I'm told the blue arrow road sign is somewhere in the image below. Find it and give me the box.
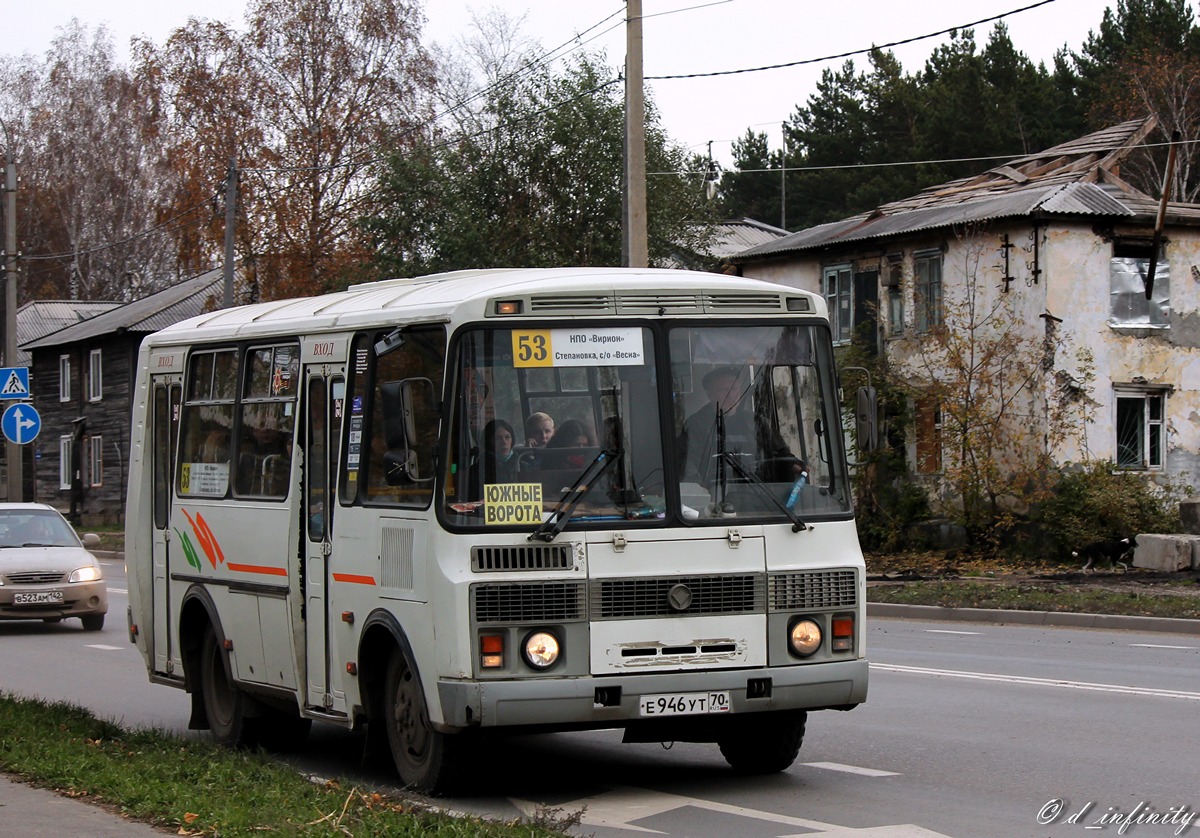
[2,403,41,445]
[0,367,31,400]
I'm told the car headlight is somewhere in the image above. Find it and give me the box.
[522,630,561,670]
[69,565,103,583]
[788,618,822,657]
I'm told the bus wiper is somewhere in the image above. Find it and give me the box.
[528,449,621,543]
[719,451,808,533]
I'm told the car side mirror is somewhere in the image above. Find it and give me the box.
[82,532,102,549]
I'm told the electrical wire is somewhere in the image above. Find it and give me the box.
[646,0,1062,80]
[20,196,218,263]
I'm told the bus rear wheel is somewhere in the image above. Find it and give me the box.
[383,648,468,795]
[718,710,807,774]
[200,626,253,747]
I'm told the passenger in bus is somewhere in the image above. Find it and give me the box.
[524,412,555,448]
[468,419,519,497]
[463,368,493,444]
[545,418,595,469]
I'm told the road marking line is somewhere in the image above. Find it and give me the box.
[803,762,899,777]
[874,662,1200,701]
[1129,643,1196,650]
[85,644,123,651]
[923,629,981,635]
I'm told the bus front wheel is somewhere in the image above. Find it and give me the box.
[718,710,807,774]
[383,648,468,795]
[200,625,253,747]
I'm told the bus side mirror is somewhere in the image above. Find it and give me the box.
[379,378,436,483]
[855,386,878,453]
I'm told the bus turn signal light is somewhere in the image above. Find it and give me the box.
[831,616,854,651]
[480,634,504,668]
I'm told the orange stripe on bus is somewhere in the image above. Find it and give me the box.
[226,563,288,577]
[332,573,377,586]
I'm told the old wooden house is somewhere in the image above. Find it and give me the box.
[21,268,228,522]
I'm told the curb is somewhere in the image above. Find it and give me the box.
[867,602,1200,635]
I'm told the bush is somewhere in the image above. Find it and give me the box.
[1033,463,1186,561]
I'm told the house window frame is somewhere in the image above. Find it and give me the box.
[915,397,943,475]
[1109,244,1169,330]
[59,435,72,491]
[885,255,905,337]
[822,263,853,345]
[1114,387,1166,471]
[88,348,103,402]
[914,249,944,333]
[59,355,71,402]
[88,435,104,487]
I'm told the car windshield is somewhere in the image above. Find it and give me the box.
[669,324,851,522]
[0,510,81,547]
[443,326,665,530]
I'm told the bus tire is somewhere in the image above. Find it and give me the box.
[200,625,253,747]
[718,710,807,774]
[383,647,467,795]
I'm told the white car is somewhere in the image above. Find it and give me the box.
[0,503,108,631]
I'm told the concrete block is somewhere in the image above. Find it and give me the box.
[1180,498,1200,534]
[1132,533,1198,572]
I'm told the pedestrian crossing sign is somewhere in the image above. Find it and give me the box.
[0,367,30,400]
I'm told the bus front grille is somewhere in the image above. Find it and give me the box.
[768,569,858,611]
[472,543,574,572]
[589,574,765,620]
[471,581,586,623]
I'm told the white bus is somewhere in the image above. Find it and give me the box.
[125,267,872,794]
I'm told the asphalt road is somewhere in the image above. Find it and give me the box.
[2,558,1198,838]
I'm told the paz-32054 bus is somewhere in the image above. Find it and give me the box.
[125,267,872,794]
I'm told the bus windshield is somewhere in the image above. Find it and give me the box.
[669,324,851,522]
[443,326,667,528]
[442,321,850,529]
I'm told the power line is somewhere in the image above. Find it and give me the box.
[649,137,1200,177]
[21,196,217,262]
[646,0,1062,80]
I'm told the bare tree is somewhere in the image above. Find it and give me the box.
[3,22,177,301]
[138,0,435,300]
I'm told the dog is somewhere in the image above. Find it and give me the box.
[1072,536,1136,572]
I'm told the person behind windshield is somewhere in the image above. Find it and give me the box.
[524,412,555,448]
[680,367,801,487]
[469,419,519,497]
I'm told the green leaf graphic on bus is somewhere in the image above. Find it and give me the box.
[174,528,202,571]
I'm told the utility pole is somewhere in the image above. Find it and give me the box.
[624,0,648,268]
[780,126,787,231]
[2,119,22,502]
[223,158,237,308]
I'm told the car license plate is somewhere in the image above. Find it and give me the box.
[13,591,64,606]
[638,691,731,717]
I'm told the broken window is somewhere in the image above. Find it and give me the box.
[1115,390,1165,470]
[1109,242,1169,328]
[914,251,943,332]
[914,397,942,474]
[823,263,853,344]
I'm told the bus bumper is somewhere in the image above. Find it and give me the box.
[435,658,868,730]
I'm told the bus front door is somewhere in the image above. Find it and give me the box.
[303,371,345,712]
[150,372,181,675]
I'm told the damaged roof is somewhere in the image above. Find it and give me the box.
[21,266,232,351]
[733,118,1200,262]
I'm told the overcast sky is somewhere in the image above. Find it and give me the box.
[9,0,1117,166]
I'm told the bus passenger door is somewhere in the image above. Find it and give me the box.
[303,371,344,712]
[150,374,181,675]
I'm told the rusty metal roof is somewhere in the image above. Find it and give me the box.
[732,118,1192,262]
[21,267,231,351]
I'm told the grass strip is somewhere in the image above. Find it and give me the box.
[868,581,1200,620]
[0,693,568,837]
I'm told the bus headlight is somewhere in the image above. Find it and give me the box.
[788,618,822,657]
[522,630,561,670]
